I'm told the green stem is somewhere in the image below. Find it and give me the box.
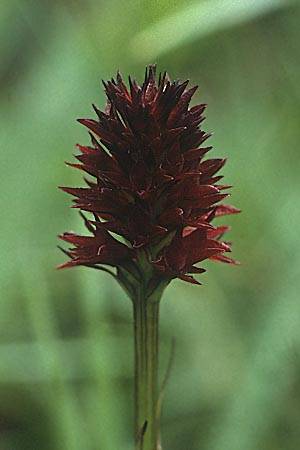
[133,291,161,450]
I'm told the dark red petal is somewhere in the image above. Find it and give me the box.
[159,208,184,227]
[184,146,212,161]
[199,158,226,176]
[164,238,187,272]
[208,225,230,239]
[189,266,206,274]
[215,204,241,217]
[59,186,93,199]
[178,274,202,285]
[59,232,94,245]
[210,254,240,264]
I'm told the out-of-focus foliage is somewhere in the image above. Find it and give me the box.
[1,1,300,449]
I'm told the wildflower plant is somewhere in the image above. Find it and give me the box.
[58,65,239,450]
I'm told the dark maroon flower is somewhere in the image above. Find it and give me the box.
[58,65,239,288]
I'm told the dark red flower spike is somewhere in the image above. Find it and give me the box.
[58,65,240,291]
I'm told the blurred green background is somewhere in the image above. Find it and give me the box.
[1,0,300,449]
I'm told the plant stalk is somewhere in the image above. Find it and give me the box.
[133,290,161,450]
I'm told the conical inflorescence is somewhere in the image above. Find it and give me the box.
[58,65,239,289]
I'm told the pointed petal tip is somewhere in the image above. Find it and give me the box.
[179,274,202,285]
[92,103,100,114]
[116,70,122,81]
[77,118,96,128]
[58,186,75,194]
[57,244,72,257]
[210,254,240,265]
[215,204,241,216]
[148,63,157,75]
[56,261,73,270]
[57,232,69,241]
[77,118,92,129]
